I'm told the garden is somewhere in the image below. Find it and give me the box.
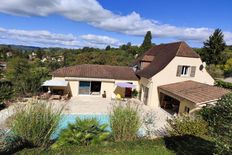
[1,93,231,155]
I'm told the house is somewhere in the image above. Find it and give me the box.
[43,64,139,98]
[43,41,230,114]
[133,41,229,114]
[0,61,7,71]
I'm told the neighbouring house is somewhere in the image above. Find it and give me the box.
[6,51,13,57]
[42,41,230,114]
[0,61,7,71]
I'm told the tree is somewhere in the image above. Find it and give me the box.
[6,57,30,96]
[36,49,44,59]
[105,45,111,51]
[139,31,153,54]
[224,58,232,77]
[200,93,232,154]
[24,67,50,95]
[202,29,226,65]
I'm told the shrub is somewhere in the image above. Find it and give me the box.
[132,89,138,98]
[200,93,232,154]
[9,100,62,147]
[0,80,13,109]
[215,79,232,90]
[224,58,232,77]
[142,110,157,138]
[0,129,22,154]
[166,115,208,137]
[110,103,141,141]
[206,64,224,78]
[52,117,110,148]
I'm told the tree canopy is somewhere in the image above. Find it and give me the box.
[202,29,226,65]
[139,31,153,54]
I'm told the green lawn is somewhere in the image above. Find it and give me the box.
[15,136,215,155]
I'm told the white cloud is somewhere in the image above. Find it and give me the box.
[80,34,121,46]
[0,27,121,48]
[0,0,232,44]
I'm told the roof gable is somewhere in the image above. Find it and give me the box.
[135,41,200,78]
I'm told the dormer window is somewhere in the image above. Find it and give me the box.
[177,65,196,77]
[181,66,190,76]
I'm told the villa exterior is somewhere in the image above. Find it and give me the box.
[48,64,140,99]
[43,41,230,114]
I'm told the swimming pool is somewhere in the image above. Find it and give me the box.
[53,114,145,139]
[52,114,111,139]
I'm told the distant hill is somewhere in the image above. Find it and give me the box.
[0,44,41,51]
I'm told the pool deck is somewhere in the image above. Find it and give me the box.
[1,96,172,137]
[56,96,112,114]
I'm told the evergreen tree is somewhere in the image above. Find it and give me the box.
[140,31,153,54]
[105,45,111,51]
[202,29,226,65]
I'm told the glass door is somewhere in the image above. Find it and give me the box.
[79,81,90,95]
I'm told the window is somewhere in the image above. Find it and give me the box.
[184,106,190,113]
[177,66,196,77]
[181,66,190,76]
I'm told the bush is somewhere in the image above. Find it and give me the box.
[110,103,141,141]
[215,79,232,90]
[9,100,62,147]
[0,129,22,154]
[142,110,158,138]
[0,80,13,108]
[52,117,110,148]
[132,89,138,98]
[200,93,232,154]
[224,58,232,77]
[206,64,224,78]
[166,115,208,137]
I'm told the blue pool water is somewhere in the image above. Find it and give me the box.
[53,114,145,139]
[52,114,110,139]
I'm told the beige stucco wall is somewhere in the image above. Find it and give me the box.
[178,100,196,114]
[52,77,139,98]
[68,81,79,96]
[140,57,214,107]
[101,81,115,98]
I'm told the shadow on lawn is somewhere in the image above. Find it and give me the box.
[164,135,215,155]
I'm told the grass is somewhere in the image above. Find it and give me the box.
[15,136,215,155]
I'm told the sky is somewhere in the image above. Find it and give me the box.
[0,0,231,49]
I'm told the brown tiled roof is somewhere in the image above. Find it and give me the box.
[52,64,138,80]
[135,41,200,78]
[159,81,230,104]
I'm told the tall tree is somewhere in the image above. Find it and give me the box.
[140,31,153,54]
[202,29,226,65]
[6,57,30,96]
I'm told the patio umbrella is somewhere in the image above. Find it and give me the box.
[116,82,136,88]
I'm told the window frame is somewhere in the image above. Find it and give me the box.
[181,66,190,76]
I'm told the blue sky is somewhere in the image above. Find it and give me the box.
[0,0,231,48]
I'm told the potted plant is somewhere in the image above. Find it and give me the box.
[102,91,106,98]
